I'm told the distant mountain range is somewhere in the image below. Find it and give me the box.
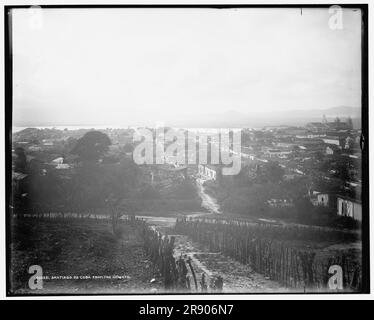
[164,106,362,129]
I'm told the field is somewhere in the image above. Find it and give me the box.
[9,212,363,294]
[9,218,163,294]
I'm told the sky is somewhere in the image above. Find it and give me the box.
[11,7,362,127]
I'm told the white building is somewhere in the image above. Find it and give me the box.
[264,149,292,158]
[52,157,64,165]
[317,193,330,206]
[337,196,362,221]
[56,163,70,170]
[198,164,217,181]
[322,138,341,146]
[310,192,331,207]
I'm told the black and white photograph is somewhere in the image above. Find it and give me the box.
[4,4,369,297]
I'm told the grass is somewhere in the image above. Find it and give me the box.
[9,218,163,295]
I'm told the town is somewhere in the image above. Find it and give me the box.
[133,127,242,175]
[198,115,362,226]
[12,115,362,227]
[10,114,363,294]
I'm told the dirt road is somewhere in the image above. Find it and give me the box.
[138,214,286,293]
[195,177,221,214]
[138,178,287,293]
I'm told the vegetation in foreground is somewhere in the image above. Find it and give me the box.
[175,217,362,291]
[10,218,163,294]
[204,174,360,230]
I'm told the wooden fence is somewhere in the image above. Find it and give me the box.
[141,225,223,292]
[175,217,362,292]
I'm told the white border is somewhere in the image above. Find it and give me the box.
[0,0,372,300]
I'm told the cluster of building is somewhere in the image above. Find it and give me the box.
[197,116,363,221]
[12,118,363,222]
[310,191,362,221]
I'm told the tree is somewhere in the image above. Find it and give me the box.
[123,143,134,153]
[294,197,314,224]
[281,176,311,199]
[69,153,140,234]
[14,147,27,173]
[233,165,251,187]
[71,131,111,162]
[315,151,324,162]
[346,117,353,130]
[334,159,350,181]
[27,166,67,210]
[64,137,78,152]
[259,161,285,183]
